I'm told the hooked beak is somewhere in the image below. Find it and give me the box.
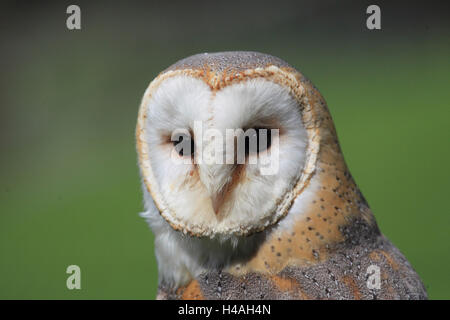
[198,163,234,216]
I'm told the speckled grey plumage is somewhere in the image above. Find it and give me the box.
[164,51,293,74]
[160,217,427,300]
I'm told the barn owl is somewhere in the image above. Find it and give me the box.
[136,51,427,300]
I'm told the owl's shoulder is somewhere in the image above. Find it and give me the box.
[160,232,426,300]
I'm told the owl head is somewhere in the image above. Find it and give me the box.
[136,52,326,239]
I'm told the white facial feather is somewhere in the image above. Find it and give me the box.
[140,174,320,288]
[142,75,308,238]
[139,75,310,288]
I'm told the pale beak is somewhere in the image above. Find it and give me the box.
[198,163,234,216]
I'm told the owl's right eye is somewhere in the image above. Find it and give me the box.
[173,134,195,157]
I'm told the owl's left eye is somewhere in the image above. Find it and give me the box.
[173,133,195,157]
[244,128,272,155]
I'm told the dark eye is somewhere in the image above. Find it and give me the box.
[173,133,195,157]
[244,128,272,155]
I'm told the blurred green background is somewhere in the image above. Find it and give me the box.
[0,0,449,299]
